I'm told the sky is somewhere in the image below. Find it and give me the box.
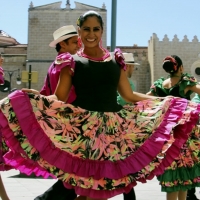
[1,0,200,47]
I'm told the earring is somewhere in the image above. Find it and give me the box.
[78,37,82,48]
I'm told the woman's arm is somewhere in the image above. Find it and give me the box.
[186,84,200,95]
[22,67,72,102]
[117,69,158,103]
[146,91,155,96]
[54,67,72,102]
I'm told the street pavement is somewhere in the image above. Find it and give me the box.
[1,169,200,200]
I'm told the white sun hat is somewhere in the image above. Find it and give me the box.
[49,25,78,47]
[123,53,140,65]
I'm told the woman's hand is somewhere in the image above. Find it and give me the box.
[21,88,40,95]
[21,88,58,101]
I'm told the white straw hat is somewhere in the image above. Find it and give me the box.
[123,53,140,65]
[49,25,78,47]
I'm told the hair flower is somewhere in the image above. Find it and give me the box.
[76,16,81,26]
[163,56,178,72]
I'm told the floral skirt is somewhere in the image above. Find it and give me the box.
[0,90,199,198]
[158,123,200,192]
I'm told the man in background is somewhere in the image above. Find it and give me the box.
[117,52,140,106]
[117,52,140,200]
[40,25,79,103]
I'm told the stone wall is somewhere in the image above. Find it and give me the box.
[27,1,107,91]
[0,46,27,99]
[148,33,200,85]
[1,1,200,99]
[107,46,150,93]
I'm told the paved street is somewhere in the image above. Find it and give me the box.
[1,169,200,200]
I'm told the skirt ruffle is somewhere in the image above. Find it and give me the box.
[0,90,199,198]
[158,124,200,192]
[158,164,200,192]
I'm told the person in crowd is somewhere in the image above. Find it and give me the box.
[0,57,10,200]
[40,25,78,102]
[0,55,4,84]
[0,11,200,200]
[188,92,200,200]
[146,55,200,200]
[36,35,138,200]
[0,176,9,200]
[35,25,79,200]
[117,52,140,106]
[187,188,199,200]
[117,52,140,200]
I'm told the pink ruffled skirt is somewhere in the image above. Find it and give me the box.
[0,91,199,198]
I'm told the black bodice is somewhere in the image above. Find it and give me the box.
[71,54,122,112]
[156,85,190,99]
[153,75,195,100]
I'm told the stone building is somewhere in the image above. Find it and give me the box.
[27,1,107,92]
[0,1,200,99]
[148,33,200,85]
[107,45,149,92]
[0,30,27,98]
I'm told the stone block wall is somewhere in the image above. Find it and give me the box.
[0,46,27,99]
[27,1,107,92]
[148,33,200,85]
[1,2,200,99]
[109,46,150,93]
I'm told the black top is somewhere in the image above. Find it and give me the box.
[72,54,123,112]
[150,73,198,100]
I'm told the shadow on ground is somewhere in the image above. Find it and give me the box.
[8,173,54,179]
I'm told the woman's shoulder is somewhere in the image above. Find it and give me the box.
[150,77,165,90]
[113,48,126,70]
[54,52,75,75]
[153,77,166,87]
[55,52,74,64]
[181,73,197,83]
[178,73,198,98]
[149,77,166,96]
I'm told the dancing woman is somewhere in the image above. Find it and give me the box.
[147,55,200,200]
[0,58,10,200]
[0,11,200,200]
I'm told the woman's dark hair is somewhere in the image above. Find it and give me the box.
[162,55,183,74]
[55,38,70,52]
[77,10,104,29]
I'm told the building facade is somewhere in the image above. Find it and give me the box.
[27,1,107,92]
[148,33,200,85]
[0,30,27,98]
[1,1,200,99]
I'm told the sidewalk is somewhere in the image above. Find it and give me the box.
[1,169,200,200]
